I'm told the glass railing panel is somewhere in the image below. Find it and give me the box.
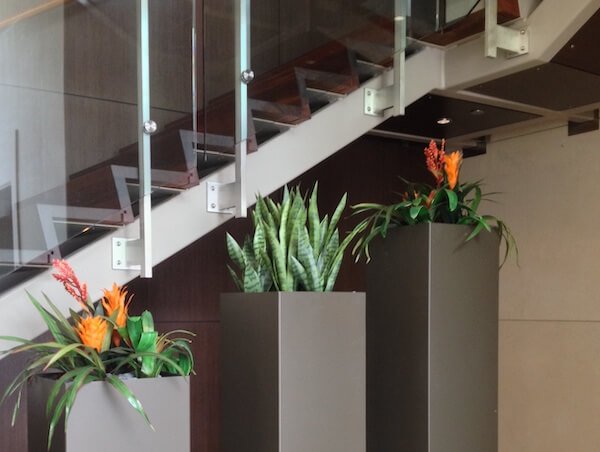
[201,0,256,184]
[201,0,235,172]
[245,0,404,126]
[143,0,199,190]
[0,0,141,291]
[446,0,484,25]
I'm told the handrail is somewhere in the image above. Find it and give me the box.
[0,0,72,30]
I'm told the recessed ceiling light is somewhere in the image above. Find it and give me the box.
[470,108,485,116]
[436,117,452,125]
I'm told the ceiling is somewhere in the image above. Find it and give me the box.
[373,5,600,152]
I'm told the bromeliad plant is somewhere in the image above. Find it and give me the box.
[0,260,194,448]
[351,139,516,263]
[226,183,355,292]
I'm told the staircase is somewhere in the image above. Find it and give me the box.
[0,0,598,348]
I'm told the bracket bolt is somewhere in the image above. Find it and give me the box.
[116,241,121,247]
[520,29,526,35]
[210,203,216,209]
[116,260,122,266]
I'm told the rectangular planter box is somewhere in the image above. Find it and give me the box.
[28,375,190,452]
[367,223,499,452]
[221,292,365,452]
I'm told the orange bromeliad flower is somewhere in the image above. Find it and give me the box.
[444,150,463,190]
[76,316,108,353]
[101,283,132,346]
[51,259,90,314]
[424,139,446,187]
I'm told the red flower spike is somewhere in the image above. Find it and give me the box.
[51,259,91,314]
[424,139,446,187]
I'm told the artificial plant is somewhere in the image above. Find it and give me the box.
[226,183,356,292]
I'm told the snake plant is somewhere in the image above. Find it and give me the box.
[226,183,355,292]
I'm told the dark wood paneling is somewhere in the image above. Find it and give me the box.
[553,8,600,77]
[155,321,219,452]
[0,352,29,451]
[469,62,600,111]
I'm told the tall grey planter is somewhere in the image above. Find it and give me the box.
[28,375,190,452]
[221,292,365,452]
[367,223,499,452]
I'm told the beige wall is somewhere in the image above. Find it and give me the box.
[462,125,600,451]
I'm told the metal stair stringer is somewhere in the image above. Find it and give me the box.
[0,46,444,350]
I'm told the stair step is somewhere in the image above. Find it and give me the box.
[293,41,360,94]
[253,118,291,146]
[116,124,199,190]
[305,87,342,114]
[355,59,388,84]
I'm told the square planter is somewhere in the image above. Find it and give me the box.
[367,223,499,452]
[28,375,190,452]
[221,292,365,452]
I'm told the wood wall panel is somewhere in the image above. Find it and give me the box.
[0,353,29,451]
[154,321,220,452]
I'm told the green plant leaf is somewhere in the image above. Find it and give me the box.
[324,252,344,292]
[289,256,309,290]
[26,292,69,345]
[227,265,243,291]
[253,221,266,261]
[127,317,143,349]
[444,188,459,212]
[243,266,262,293]
[325,192,347,244]
[297,226,320,291]
[409,205,422,220]
[41,294,80,343]
[105,374,152,428]
[226,233,245,270]
[279,190,292,251]
[308,182,321,255]
[43,343,85,371]
[141,311,154,333]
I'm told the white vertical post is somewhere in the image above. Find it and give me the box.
[485,0,499,58]
[364,0,408,117]
[137,0,152,277]
[234,0,250,218]
[393,0,408,116]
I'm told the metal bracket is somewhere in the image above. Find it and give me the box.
[207,181,237,214]
[112,238,142,271]
[485,0,529,58]
[364,85,394,116]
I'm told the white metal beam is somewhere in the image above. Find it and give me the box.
[444,0,600,90]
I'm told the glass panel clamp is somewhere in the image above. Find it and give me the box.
[363,0,407,117]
